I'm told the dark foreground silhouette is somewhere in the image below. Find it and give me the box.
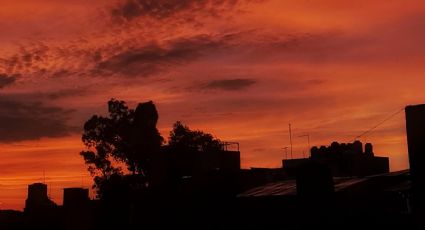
[1,101,425,229]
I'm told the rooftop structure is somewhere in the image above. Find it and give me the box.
[283,141,389,177]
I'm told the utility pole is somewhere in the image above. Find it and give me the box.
[289,123,293,159]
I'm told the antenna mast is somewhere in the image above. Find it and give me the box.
[282,147,289,160]
[289,123,293,159]
[299,133,311,158]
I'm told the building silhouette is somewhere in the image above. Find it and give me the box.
[23,183,58,229]
[8,104,425,228]
[149,141,241,196]
[24,183,56,215]
[282,141,389,177]
[63,188,89,208]
[62,188,93,230]
[405,104,425,214]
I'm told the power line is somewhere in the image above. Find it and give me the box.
[353,107,404,142]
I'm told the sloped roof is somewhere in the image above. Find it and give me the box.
[238,170,410,198]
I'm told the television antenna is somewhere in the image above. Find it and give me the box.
[298,134,311,158]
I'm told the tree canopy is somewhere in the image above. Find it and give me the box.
[80,99,163,194]
[80,99,226,197]
[168,121,222,153]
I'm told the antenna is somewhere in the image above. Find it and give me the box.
[289,123,293,159]
[282,147,289,160]
[298,133,311,158]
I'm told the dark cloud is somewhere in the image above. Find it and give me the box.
[273,78,325,91]
[0,74,18,88]
[96,34,231,77]
[203,79,257,91]
[111,0,241,21]
[0,30,346,85]
[0,95,76,142]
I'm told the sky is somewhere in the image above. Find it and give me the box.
[1,0,425,210]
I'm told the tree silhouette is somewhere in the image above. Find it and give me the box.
[168,121,222,153]
[80,99,163,196]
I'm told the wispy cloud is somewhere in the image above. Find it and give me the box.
[95,34,233,77]
[203,79,257,91]
[110,0,245,22]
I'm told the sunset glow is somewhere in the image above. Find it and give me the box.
[1,0,424,210]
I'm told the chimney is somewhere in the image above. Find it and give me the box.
[365,143,374,157]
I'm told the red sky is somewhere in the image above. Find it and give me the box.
[1,0,425,210]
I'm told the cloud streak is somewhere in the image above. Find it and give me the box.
[95,34,231,77]
[203,79,257,91]
[0,95,76,142]
[111,0,243,21]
